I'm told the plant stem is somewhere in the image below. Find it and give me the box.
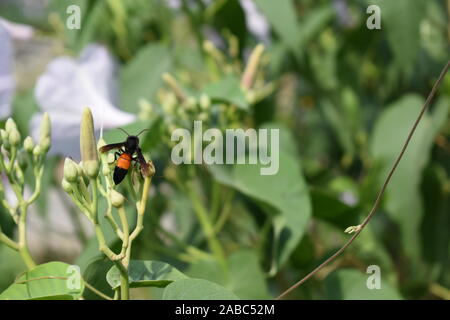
[0,227,19,250]
[18,203,35,269]
[120,272,130,300]
[186,179,227,273]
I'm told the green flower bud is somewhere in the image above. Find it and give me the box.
[17,149,28,170]
[80,108,99,179]
[1,129,10,149]
[33,145,41,157]
[61,179,72,193]
[110,190,125,208]
[40,136,51,153]
[84,160,99,179]
[241,44,265,90]
[63,158,79,183]
[162,73,187,102]
[23,136,35,153]
[199,94,211,110]
[9,129,21,147]
[75,161,84,177]
[5,118,17,133]
[39,113,51,146]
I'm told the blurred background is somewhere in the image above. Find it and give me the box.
[0,0,449,300]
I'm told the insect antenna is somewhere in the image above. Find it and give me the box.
[136,129,149,137]
[118,127,130,136]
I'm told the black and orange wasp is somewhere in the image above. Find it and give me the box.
[99,128,150,185]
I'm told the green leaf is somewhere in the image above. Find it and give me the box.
[106,260,188,289]
[203,75,248,110]
[83,258,114,300]
[0,246,26,293]
[163,279,240,300]
[311,189,358,229]
[255,0,299,51]
[187,249,270,299]
[325,269,403,300]
[0,262,84,300]
[120,43,172,113]
[370,95,449,261]
[374,0,426,75]
[209,123,311,273]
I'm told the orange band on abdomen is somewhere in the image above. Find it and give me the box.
[117,153,132,169]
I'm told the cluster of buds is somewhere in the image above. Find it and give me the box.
[0,114,51,269]
[61,108,155,299]
[140,40,273,146]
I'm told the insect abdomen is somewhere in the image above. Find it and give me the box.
[114,153,132,185]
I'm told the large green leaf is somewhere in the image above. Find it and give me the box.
[255,0,299,51]
[374,0,426,75]
[209,123,311,273]
[0,246,26,293]
[0,262,84,300]
[187,249,270,299]
[106,260,188,289]
[203,75,248,110]
[83,258,114,300]
[370,95,449,261]
[325,269,403,300]
[120,43,172,113]
[163,279,239,300]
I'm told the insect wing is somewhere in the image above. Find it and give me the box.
[136,147,150,177]
[99,142,125,153]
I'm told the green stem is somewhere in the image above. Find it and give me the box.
[186,179,227,273]
[130,176,152,241]
[117,206,130,258]
[0,227,19,251]
[18,203,36,269]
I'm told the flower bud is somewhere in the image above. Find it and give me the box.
[110,190,125,208]
[33,145,41,157]
[61,179,72,193]
[199,94,211,110]
[9,129,21,147]
[84,160,99,179]
[1,129,10,149]
[5,118,17,134]
[241,44,265,90]
[39,113,51,149]
[23,136,35,153]
[80,108,99,179]
[64,158,79,183]
[40,137,51,153]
